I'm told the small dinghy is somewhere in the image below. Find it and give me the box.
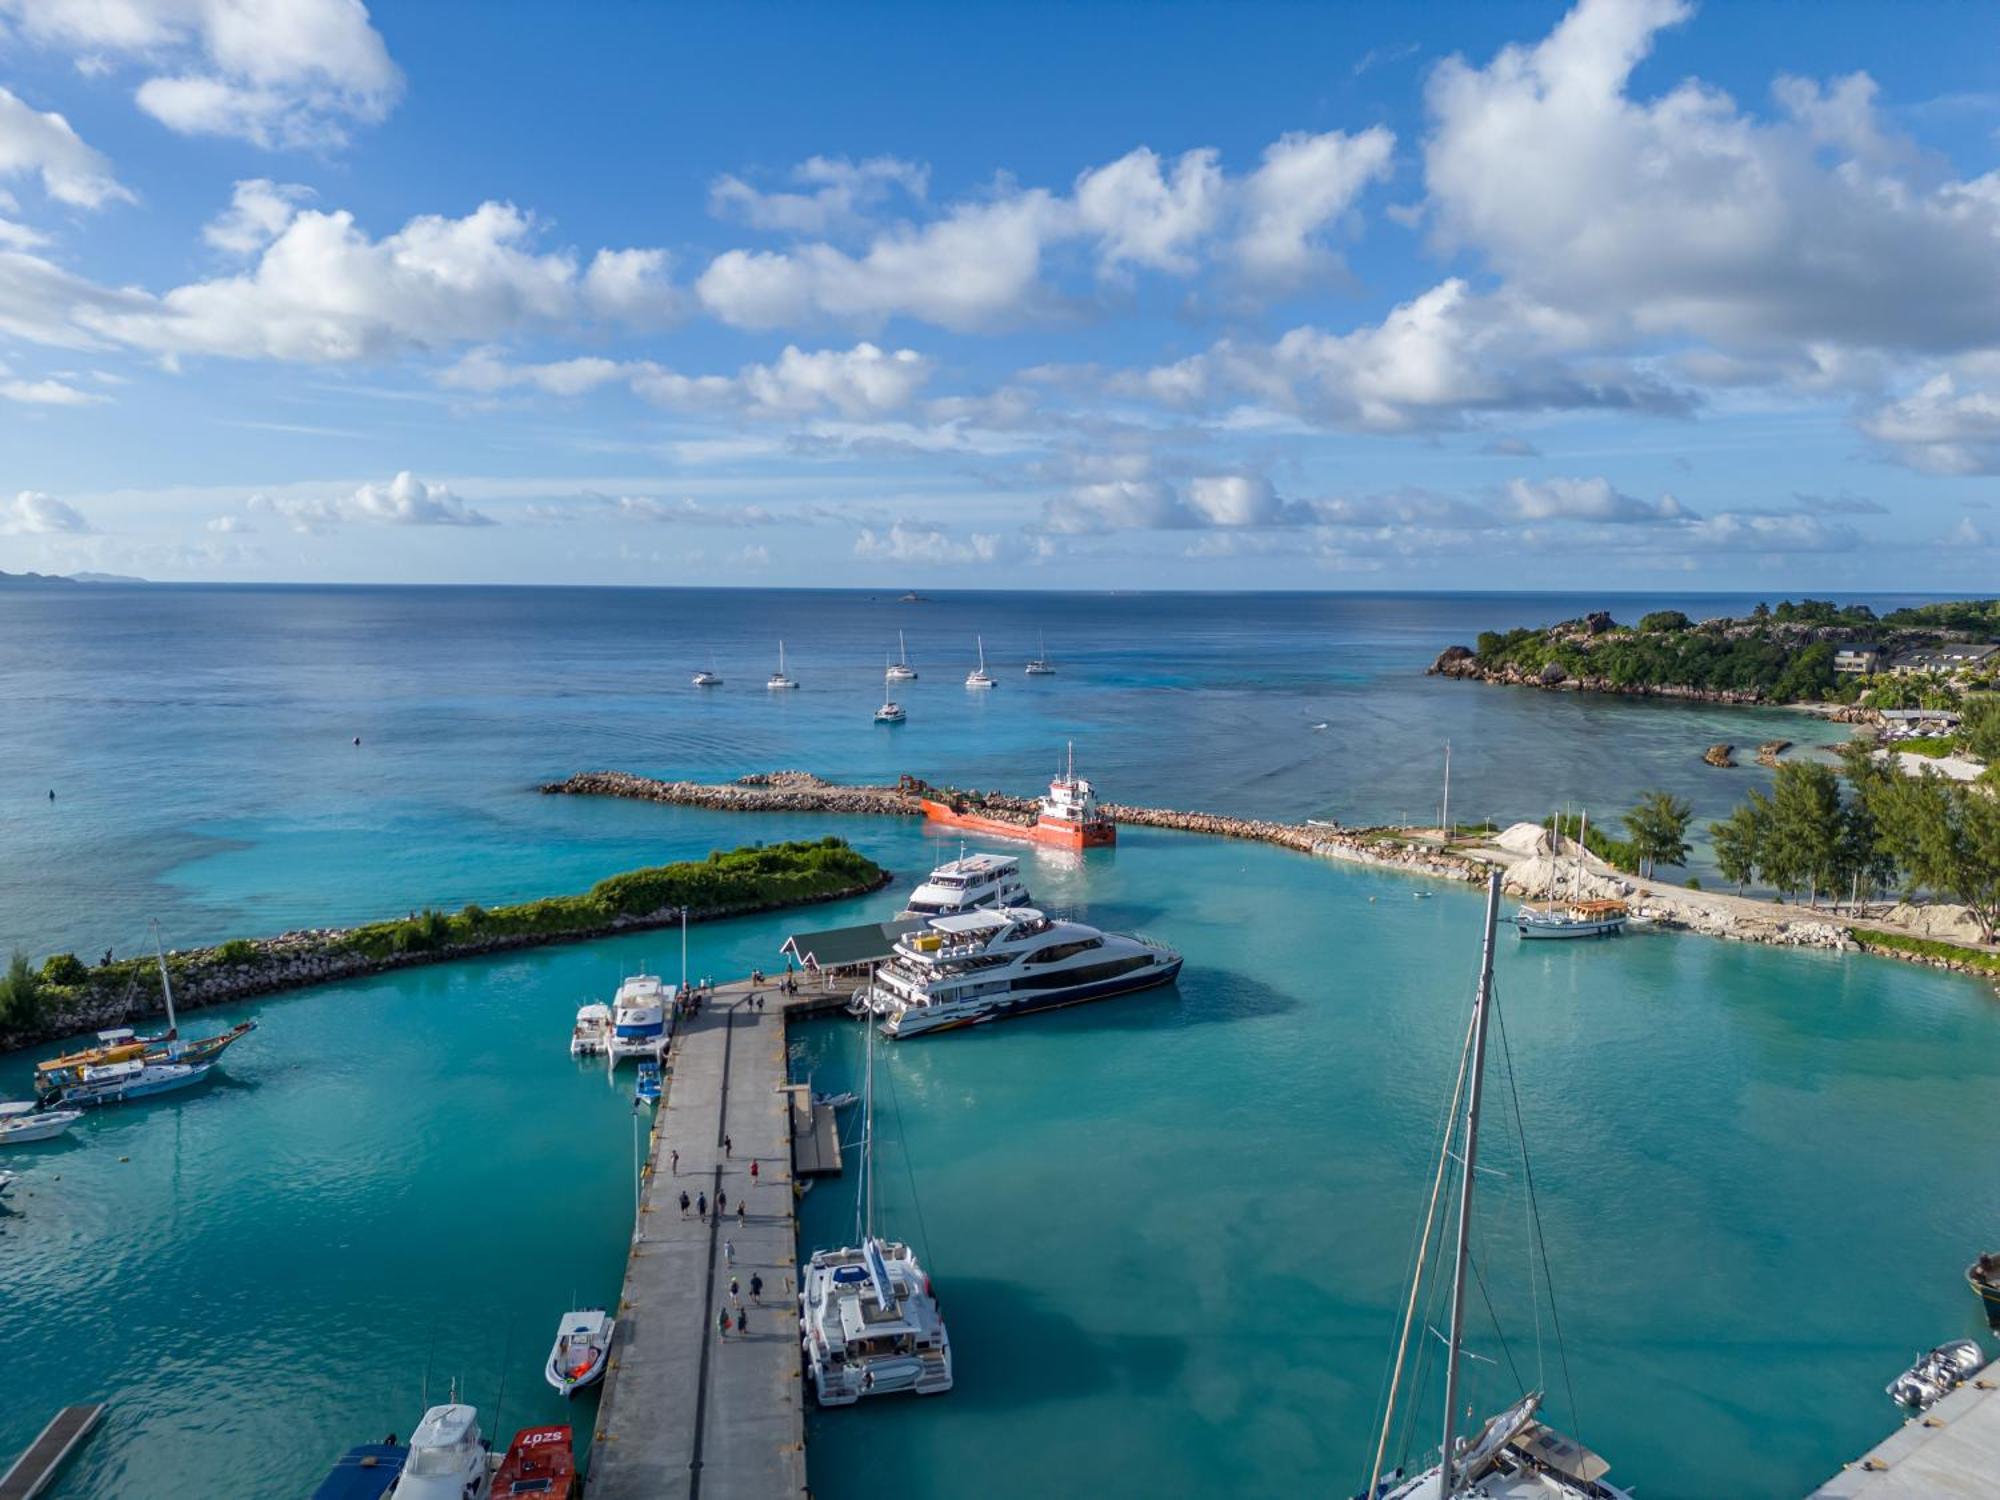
[491,1425,577,1499]
[634,1060,662,1106]
[1886,1339,1985,1408]
[813,1090,858,1110]
[545,1308,615,1397]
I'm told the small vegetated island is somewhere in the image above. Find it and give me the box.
[0,838,886,1049]
[1430,597,2000,706]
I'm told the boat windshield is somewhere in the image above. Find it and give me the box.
[406,1444,476,1476]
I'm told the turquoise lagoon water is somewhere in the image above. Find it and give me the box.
[5,812,1994,1499]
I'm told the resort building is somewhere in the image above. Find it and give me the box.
[1889,643,1999,675]
[1833,647,1883,675]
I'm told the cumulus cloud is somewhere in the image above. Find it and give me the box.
[203,179,313,255]
[246,471,493,532]
[0,489,90,533]
[0,84,131,208]
[1232,128,1395,286]
[1,0,403,149]
[78,199,676,361]
[709,156,929,234]
[1860,374,2000,475]
[853,521,1004,564]
[0,366,104,403]
[1073,147,1224,275]
[1503,475,1692,524]
[205,514,252,534]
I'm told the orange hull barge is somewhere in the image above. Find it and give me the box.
[918,746,1116,850]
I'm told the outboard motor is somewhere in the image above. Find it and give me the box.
[1887,1339,1987,1408]
[1938,1339,1986,1381]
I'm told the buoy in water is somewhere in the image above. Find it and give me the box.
[352,735,361,746]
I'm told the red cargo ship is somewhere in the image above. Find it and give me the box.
[917,746,1116,850]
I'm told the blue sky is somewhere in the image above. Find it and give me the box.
[0,0,1997,588]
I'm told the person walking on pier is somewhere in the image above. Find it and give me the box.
[716,1187,727,1218]
[679,1190,690,1218]
[696,1191,707,1219]
[729,1274,740,1303]
[736,1200,746,1227]
[749,1159,759,1183]
[724,1134,733,1157]
[724,1238,736,1267]
[750,1272,763,1304]
[670,1149,678,1174]
[716,1308,730,1342]
[735,1306,747,1335]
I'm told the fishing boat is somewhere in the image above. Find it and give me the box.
[634,1059,662,1106]
[799,1016,952,1405]
[1024,631,1055,675]
[886,631,918,682]
[964,636,995,690]
[1358,874,1633,1500]
[491,1426,577,1499]
[606,974,670,1064]
[1515,812,1627,940]
[767,640,799,690]
[384,1404,493,1500]
[867,907,1181,1039]
[310,1443,406,1500]
[0,1100,82,1145]
[692,651,723,687]
[898,850,1033,919]
[1968,1253,2000,1326]
[917,744,1117,850]
[875,701,906,724]
[544,1309,615,1397]
[568,1002,611,1058]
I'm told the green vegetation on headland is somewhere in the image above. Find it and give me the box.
[1849,928,2000,976]
[1,838,886,1048]
[1431,597,2000,705]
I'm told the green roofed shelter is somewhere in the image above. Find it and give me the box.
[778,918,926,969]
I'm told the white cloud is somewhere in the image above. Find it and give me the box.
[1,489,90,533]
[1232,128,1395,285]
[2,0,403,149]
[80,199,673,361]
[1860,373,2000,475]
[525,493,782,528]
[0,84,131,207]
[853,521,1004,564]
[0,365,104,403]
[709,156,928,234]
[1186,474,1285,527]
[246,470,493,531]
[1503,475,1691,524]
[203,178,312,255]
[579,248,682,329]
[1675,510,1856,552]
[1073,147,1223,274]
[205,513,252,533]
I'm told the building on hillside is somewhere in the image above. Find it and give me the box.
[1888,643,1999,675]
[1833,647,1883,675]
[1879,707,1961,733]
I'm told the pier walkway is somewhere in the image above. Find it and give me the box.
[0,1405,106,1500]
[1809,1355,2000,1497]
[589,981,808,1500]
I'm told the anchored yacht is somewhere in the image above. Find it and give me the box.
[568,1002,611,1057]
[692,653,722,687]
[964,636,995,690]
[898,851,1032,919]
[767,641,799,690]
[1024,631,1055,675]
[874,701,906,724]
[606,975,671,1063]
[867,907,1180,1038]
[385,1404,493,1500]
[886,632,918,681]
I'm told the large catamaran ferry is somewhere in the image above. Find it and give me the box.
[866,907,1180,1038]
[897,851,1033,919]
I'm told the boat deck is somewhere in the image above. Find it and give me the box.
[587,980,808,1500]
[1809,1355,2000,1497]
[0,1405,106,1500]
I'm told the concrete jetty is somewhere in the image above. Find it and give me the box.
[1809,1355,2000,1497]
[589,979,817,1500]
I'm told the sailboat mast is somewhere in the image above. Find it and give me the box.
[1441,741,1452,838]
[151,918,178,1041]
[1439,872,1501,1495]
[858,1014,876,1244]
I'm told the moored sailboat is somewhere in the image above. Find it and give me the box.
[964,636,995,690]
[767,640,799,690]
[1514,812,1627,940]
[1024,631,1055,675]
[886,631,918,681]
[1360,874,1633,1500]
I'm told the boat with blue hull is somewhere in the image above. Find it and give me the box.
[606,974,670,1064]
[867,907,1181,1038]
[58,1057,214,1107]
[310,1443,406,1500]
[634,1059,662,1106]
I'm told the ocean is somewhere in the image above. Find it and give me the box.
[0,586,1990,1500]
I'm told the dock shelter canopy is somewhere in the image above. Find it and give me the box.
[779,918,924,969]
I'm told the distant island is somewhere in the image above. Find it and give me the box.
[0,569,149,587]
[1430,598,2000,706]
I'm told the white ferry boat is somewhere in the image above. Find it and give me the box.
[606,975,671,1063]
[868,908,1181,1038]
[898,851,1032,919]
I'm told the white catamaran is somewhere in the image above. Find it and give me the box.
[767,641,799,690]
[1360,874,1632,1500]
[799,1018,952,1405]
[964,636,995,690]
[886,631,918,682]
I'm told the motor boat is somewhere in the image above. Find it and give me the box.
[310,1443,406,1500]
[813,1089,858,1110]
[56,1057,213,1107]
[1887,1339,1986,1409]
[634,1060,662,1106]
[545,1309,616,1397]
[0,1100,82,1145]
[897,851,1032,919]
[606,975,670,1064]
[964,636,995,690]
[767,640,799,690]
[692,653,722,687]
[886,631,918,681]
[385,1404,492,1499]
[568,1003,611,1057]
[1970,1252,2000,1326]
[866,908,1181,1038]
[491,1427,576,1499]
[875,701,906,724]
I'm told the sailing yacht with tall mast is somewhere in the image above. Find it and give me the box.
[1515,810,1628,940]
[1359,874,1632,1500]
[767,641,799,690]
[1024,632,1055,675]
[798,1017,952,1404]
[886,631,918,682]
[964,636,995,690]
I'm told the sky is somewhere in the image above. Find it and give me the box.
[0,0,1998,590]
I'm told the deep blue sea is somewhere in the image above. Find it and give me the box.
[1,586,1991,1500]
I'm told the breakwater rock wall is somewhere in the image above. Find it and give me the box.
[4,872,891,1053]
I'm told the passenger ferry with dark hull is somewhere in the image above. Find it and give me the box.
[865,907,1181,1038]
